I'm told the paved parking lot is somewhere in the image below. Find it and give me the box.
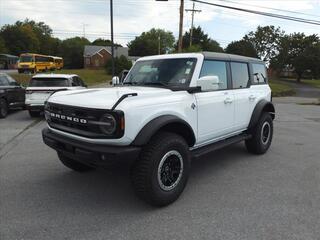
[1,99,320,240]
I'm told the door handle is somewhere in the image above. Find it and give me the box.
[224,98,233,104]
[249,95,256,101]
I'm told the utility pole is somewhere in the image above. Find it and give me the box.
[178,0,184,52]
[82,23,89,38]
[185,2,201,46]
[110,0,115,77]
[158,34,161,55]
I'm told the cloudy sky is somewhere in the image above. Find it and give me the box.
[0,0,320,47]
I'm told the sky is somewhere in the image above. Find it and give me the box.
[0,0,320,48]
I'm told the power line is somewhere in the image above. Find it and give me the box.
[219,0,320,18]
[192,0,320,26]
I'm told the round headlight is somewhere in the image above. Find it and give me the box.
[99,114,117,135]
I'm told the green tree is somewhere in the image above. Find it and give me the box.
[0,22,40,55]
[182,44,202,53]
[0,36,8,53]
[244,25,284,62]
[128,28,175,56]
[271,33,320,82]
[0,19,59,56]
[181,26,223,52]
[105,55,132,75]
[225,40,258,58]
[92,38,122,47]
[58,37,90,68]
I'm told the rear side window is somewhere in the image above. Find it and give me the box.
[231,62,249,89]
[200,60,228,90]
[252,63,267,84]
[29,78,69,87]
[0,75,9,86]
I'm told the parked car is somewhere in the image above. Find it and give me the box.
[42,52,275,206]
[0,73,25,118]
[25,74,87,117]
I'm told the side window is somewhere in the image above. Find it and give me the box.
[0,75,9,86]
[200,60,228,90]
[78,78,86,87]
[252,63,267,84]
[6,75,17,85]
[72,77,81,86]
[231,62,249,89]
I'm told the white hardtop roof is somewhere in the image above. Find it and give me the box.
[137,52,263,63]
[138,53,202,61]
[32,73,78,79]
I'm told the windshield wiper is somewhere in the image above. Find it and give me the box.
[123,81,139,85]
[142,82,169,87]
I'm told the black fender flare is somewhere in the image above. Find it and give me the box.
[132,115,196,147]
[248,100,275,130]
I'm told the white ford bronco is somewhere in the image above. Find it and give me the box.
[42,52,275,206]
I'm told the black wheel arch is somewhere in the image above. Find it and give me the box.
[132,115,196,147]
[248,100,275,130]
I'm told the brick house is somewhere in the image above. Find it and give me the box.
[83,45,129,69]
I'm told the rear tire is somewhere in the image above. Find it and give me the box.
[131,132,191,207]
[0,98,8,118]
[245,112,273,154]
[28,110,40,118]
[58,152,94,172]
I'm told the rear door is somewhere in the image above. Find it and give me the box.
[195,60,235,145]
[230,62,254,130]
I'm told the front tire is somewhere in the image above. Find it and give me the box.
[131,132,191,206]
[58,152,94,172]
[0,98,8,118]
[245,112,273,154]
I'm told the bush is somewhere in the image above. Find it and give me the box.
[105,55,132,76]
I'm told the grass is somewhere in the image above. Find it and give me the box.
[10,69,111,87]
[278,77,320,88]
[301,79,320,88]
[269,80,295,97]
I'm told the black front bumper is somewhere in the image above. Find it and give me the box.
[42,127,141,168]
[26,105,44,111]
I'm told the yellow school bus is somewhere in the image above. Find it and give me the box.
[18,53,60,73]
[52,56,64,70]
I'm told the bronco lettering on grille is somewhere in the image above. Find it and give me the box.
[50,112,87,124]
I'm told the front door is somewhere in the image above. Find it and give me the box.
[195,60,235,145]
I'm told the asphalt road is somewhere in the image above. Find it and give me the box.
[1,99,320,240]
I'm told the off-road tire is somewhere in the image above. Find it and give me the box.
[131,132,191,207]
[0,98,8,118]
[29,110,40,118]
[58,152,94,172]
[245,112,273,154]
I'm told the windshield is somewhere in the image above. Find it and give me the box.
[20,55,33,63]
[29,78,69,87]
[124,58,197,87]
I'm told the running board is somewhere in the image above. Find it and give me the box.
[191,133,251,159]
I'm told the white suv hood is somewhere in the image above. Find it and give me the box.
[48,86,172,109]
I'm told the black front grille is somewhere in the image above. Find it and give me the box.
[45,103,124,139]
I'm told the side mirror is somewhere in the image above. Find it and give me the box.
[196,75,220,91]
[112,76,120,86]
